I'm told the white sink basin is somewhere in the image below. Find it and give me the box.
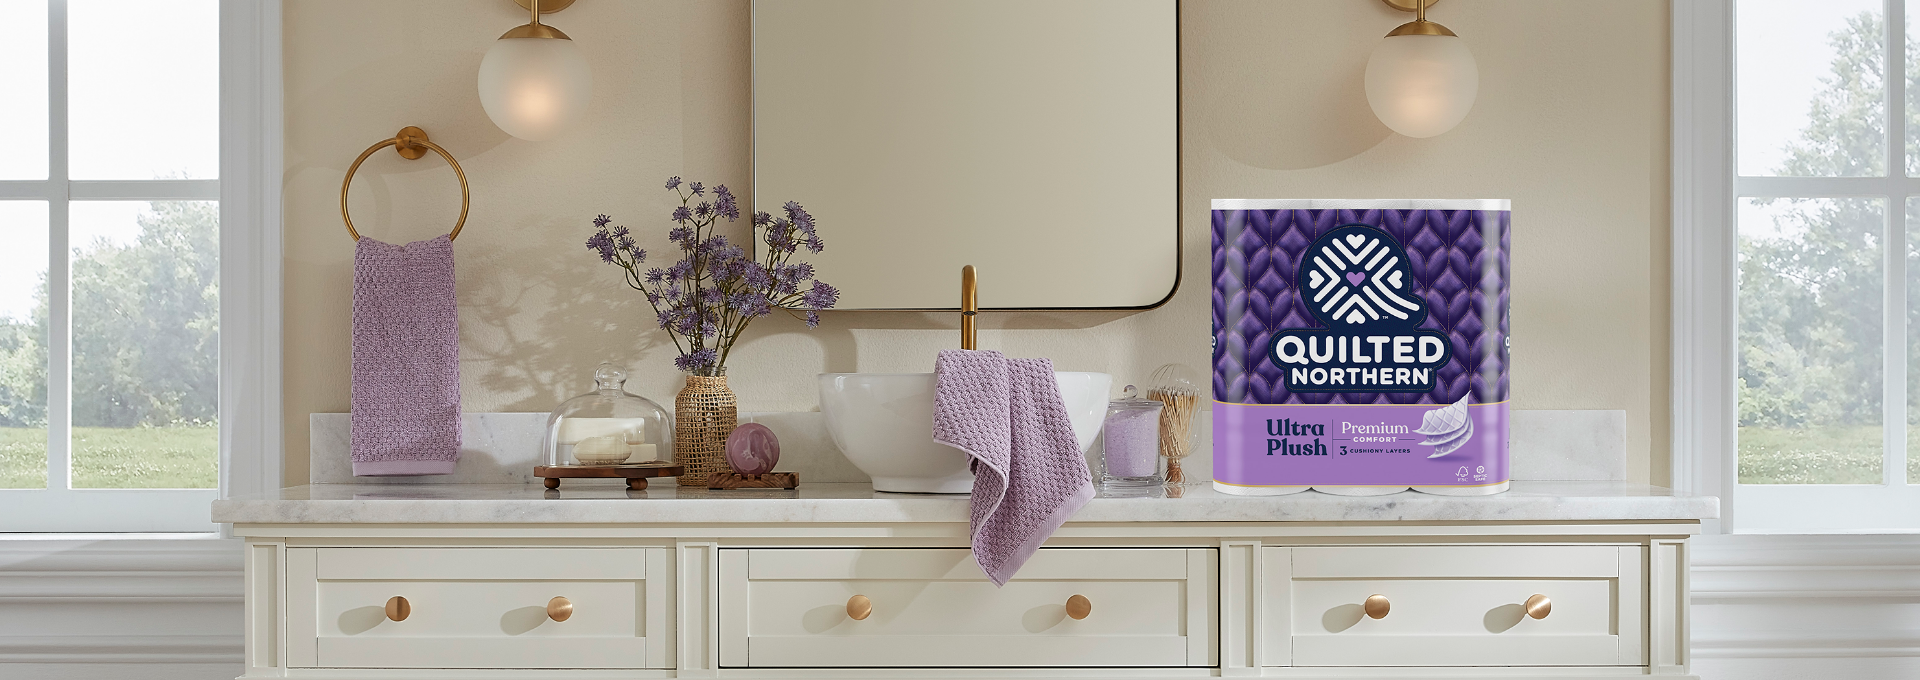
[818,372,1112,493]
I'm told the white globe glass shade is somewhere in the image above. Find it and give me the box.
[1364,34,1478,138]
[478,37,592,142]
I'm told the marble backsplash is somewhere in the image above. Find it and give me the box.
[311,410,1626,485]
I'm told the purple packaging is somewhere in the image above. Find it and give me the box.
[1210,200,1510,496]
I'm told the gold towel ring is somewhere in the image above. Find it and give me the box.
[341,126,470,242]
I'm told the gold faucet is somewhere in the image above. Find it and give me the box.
[961,265,978,350]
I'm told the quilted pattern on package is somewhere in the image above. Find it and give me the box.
[1212,209,1509,405]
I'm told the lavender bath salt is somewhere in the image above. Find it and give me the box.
[1211,200,1510,496]
[1100,387,1163,486]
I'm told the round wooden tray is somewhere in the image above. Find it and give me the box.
[534,463,684,490]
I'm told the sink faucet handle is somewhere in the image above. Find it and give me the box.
[961,265,978,351]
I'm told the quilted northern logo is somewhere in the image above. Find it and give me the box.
[1270,224,1452,392]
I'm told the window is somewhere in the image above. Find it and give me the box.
[0,0,251,532]
[1705,0,1920,530]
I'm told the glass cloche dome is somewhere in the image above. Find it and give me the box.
[542,362,673,468]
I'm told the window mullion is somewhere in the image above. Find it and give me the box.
[1887,0,1909,487]
[46,0,70,494]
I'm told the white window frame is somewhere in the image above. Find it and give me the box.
[1675,0,1920,532]
[0,0,280,533]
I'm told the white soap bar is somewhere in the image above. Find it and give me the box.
[573,435,632,465]
[557,418,646,444]
[627,443,658,463]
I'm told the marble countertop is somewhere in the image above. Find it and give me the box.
[213,481,1717,525]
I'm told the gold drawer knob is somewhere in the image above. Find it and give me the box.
[1363,594,1390,619]
[1066,594,1092,620]
[547,596,574,622]
[847,594,873,621]
[384,596,410,622]
[1524,594,1551,620]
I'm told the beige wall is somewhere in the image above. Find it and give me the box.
[282,0,1671,485]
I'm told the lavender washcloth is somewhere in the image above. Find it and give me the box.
[350,235,460,476]
[933,349,1095,586]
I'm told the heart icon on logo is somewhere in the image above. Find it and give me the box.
[1345,272,1366,286]
[1345,234,1367,248]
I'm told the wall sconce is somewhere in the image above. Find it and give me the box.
[479,0,592,141]
[1364,0,1478,138]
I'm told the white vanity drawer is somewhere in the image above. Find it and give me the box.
[719,548,1217,668]
[1276,545,1646,667]
[286,547,668,669]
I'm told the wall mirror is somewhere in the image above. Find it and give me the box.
[752,0,1179,310]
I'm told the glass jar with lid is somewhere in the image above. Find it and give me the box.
[1099,385,1164,488]
[541,362,674,468]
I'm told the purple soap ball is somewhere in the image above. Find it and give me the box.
[724,423,781,475]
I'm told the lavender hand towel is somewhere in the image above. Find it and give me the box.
[933,349,1094,586]
[350,235,460,476]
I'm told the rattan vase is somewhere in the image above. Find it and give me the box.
[674,375,737,486]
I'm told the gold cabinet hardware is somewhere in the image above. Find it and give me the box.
[847,594,873,621]
[1524,594,1551,620]
[547,596,574,622]
[1363,594,1390,619]
[1065,594,1092,620]
[384,596,410,622]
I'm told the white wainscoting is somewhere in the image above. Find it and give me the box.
[1692,534,1920,680]
[0,538,244,680]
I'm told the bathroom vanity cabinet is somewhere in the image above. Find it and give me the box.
[217,482,1714,679]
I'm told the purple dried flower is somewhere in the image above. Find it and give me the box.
[591,180,834,376]
[713,185,740,220]
[802,280,839,310]
[742,265,771,290]
[674,347,718,371]
[585,232,616,263]
[768,231,795,254]
[784,201,815,235]
[729,292,772,318]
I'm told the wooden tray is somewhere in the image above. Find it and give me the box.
[707,472,799,490]
[535,463,684,490]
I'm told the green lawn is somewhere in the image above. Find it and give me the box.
[1738,425,1920,484]
[0,426,217,489]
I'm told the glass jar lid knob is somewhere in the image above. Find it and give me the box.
[593,362,628,392]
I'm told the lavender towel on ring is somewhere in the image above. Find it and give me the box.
[933,349,1094,586]
[350,235,460,476]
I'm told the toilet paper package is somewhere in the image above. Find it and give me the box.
[1211,200,1510,496]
